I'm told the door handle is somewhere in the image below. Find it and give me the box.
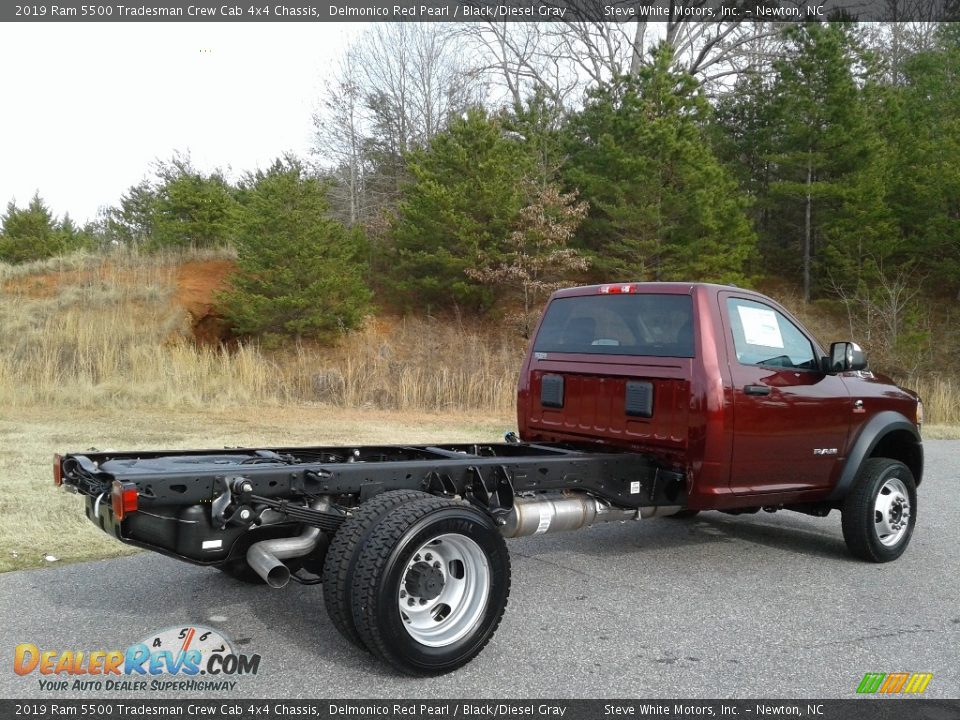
[744,384,771,396]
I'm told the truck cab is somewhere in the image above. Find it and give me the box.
[518,282,923,518]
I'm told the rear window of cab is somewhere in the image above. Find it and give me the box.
[533,294,695,357]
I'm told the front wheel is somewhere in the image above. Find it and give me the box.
[349,497,511,676]
[841,458,917,563]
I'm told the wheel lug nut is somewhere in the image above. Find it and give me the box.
[419,599,427,605]
[425,553,433,561]
[433,561,441,569]
[400,590,406,598]
[408,598,415,606]
[414,554,421,562]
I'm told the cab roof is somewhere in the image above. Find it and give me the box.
[550,282,756,299]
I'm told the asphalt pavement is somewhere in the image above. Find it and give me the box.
[2,441,958,700]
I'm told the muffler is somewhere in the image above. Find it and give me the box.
[246,501,327,588]
[500,494,638,538]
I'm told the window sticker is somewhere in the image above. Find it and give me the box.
[737,304,784,348]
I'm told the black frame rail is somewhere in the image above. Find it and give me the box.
[60,442,686,512]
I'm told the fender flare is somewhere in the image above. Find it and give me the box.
[828,411,923,504]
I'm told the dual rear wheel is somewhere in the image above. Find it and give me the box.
[322,493,511,675]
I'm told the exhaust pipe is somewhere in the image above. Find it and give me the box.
[500,494,638,538]
[500,493,684,538]
[246,501,328,588]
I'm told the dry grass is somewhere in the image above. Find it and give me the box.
[909,377,960,427]
[285,318,523,412]
[0,404,512,573]
[7,251,955,420]
[0,249,956,418]
[0,249,523,412]
[0,245,236,284]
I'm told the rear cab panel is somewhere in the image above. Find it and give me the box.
[517,283,730,499]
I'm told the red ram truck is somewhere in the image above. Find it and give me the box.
[56,282,923,676]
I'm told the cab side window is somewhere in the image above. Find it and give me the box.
[726,298,818,371]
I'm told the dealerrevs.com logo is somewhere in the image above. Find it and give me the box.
[13,626,260,692]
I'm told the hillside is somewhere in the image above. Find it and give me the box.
[0,250,522,412]
[0,250,956,429]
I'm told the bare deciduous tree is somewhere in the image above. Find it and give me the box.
[861,19,941,85]
[312,24,484,225]
[468,185,590,336]
[831,260,928,374]
[461,13,785,108]
[313,47,366,226]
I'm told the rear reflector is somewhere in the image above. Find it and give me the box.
[111,481,139,520]
[53,454,63,487]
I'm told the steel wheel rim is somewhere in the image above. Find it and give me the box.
[398,533,490,647]
[874,476,910,547]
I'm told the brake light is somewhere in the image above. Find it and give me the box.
[111,481,138,520]
[599,284,636,294]
[53,454,63,487]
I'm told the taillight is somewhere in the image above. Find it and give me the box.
[53,454,63,487]
[111,481,139,520]
[599,284,636,294]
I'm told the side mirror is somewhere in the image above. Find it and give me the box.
[827,341,868,373]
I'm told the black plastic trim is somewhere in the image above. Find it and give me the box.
[827,411,923,503]
[625,381,653,417]
[541,374,564,408]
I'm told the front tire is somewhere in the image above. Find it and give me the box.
[350,497,511,676]
[841,458,917,563]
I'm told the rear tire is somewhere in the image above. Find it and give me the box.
[841,458,917,563]
[322,490,431,648]
[350,497,511,676]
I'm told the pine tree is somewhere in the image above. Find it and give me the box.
[218,158,371,342]
[107,180,158,247]
[879,25,960,297]
[0,194,80,263]
[564,45,756,285]
[149,156,238,250]
[388,108,536,312]
[712,71,779,255]
[765,23,892,301]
